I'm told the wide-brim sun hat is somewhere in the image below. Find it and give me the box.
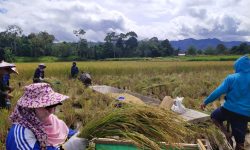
[0,60,16,68]
[11,67,19,74]
[17,83,69,108]
[39,63,46,68]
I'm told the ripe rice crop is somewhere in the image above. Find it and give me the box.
[0,60,234,149]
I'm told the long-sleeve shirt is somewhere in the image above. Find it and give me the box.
[33,68,44,83]
[204,55,250,117]
[71,66,79,78]
[0,79,8,107]
[6,124,76,150]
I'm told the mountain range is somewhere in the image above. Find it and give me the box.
[170,38,250,51]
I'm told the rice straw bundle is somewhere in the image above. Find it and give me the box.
[79,104,195,150]
[108,93,145,105]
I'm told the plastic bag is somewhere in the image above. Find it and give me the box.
[171,97,186,114]
[63,132,88,150]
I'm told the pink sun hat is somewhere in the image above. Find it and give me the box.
[17,83,69,108]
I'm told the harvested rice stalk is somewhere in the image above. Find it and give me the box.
[79,104,195,150]
[108,93,145,105]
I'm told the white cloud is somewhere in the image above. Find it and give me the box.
[0,0,250,42]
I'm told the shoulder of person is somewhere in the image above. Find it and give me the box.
[225,74,237,81]
[11,124,37,149]
[35,68,40,72]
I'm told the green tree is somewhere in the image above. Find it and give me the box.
[3,47,15,62]
[197,49,203,55]
[28,33,42,57]
[186,46,197,55]
[104,32,117,58]
[124,31,138,57]
[52,42,72,57]
[103,42,114,58]
[204,46,216,55]
[238,42,249,54]
[148,37,160,57]
[160,39,174,56]
[5,25,23,55]
[73,29,88,58]
[230,46,238,54]
[0,47,5,60]
[136,40,152,57]
[0,25,23,57]
[18,35,32,56]
[216,44,227,54]
[38,31,55,56]
[27,32,54,57]
[115,33,126,57]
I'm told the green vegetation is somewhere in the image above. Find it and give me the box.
[14,56,60,62]
[181,55,241,61]
[12,55,242,62]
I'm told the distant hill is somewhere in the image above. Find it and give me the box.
[170,38,250,51]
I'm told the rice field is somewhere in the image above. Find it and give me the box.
[0,60,235,149]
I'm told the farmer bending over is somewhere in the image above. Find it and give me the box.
[200,55,250,150]
[79,72,92,87]
[33,63,46,83]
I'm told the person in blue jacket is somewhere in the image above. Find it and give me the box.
[6,83,85,150]
[200,55,250,150]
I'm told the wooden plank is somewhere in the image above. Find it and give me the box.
[90,85,123,94]
[180,109,210,123]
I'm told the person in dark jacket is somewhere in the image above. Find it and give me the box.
[201,55,250,150]
[0,61,18,109]
[33,63,46,83]
[71,61,79,78]
[3,73,10,86]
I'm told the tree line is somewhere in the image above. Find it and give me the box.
[186,43,250,56]
[0,25,250,61]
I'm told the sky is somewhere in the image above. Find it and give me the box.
[0,0,250,42]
